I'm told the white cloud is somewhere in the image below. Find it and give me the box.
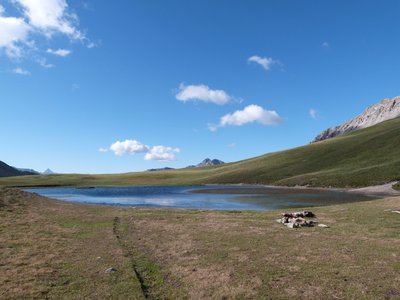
[176,83,231,105]
[210,104,282,130]
[309,108,318,119]
[12,0,83,39]
[106,139,181,161]
[144,146,180,161]
[0,0,89,61]
[110,140,149,156]
[47,48,71,56]
[248,55,276,71]
[12,67,30,75]
[0,12,31,57]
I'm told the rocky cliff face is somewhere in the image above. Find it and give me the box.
[313,96,400,142]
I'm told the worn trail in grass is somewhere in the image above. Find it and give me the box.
[1,189,400,299]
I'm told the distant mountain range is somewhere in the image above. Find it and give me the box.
[0,161,37,177]
[313,96,400,142]
[0,161,56,178]
[17,168,40,174]
[147,158,225,172]
[147,167,175,172]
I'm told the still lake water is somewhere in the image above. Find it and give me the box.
[24,185,377,211]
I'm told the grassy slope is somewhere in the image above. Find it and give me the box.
[1,117,400,188]
[1,189,400,299]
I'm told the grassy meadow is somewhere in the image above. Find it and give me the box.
[1,117,400,189]
[1,189,400,299]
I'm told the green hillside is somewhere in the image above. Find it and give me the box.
[2,117,400,188]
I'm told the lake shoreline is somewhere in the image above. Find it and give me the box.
[15,181,399,195]
[202,182,400,196]
[22,184,381,211]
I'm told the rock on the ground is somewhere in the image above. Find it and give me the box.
[286,223,299,229]
[318,224,330,228]
[105,267,117,273]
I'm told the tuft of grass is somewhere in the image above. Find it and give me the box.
[1,117,400,188]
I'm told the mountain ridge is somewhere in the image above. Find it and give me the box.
[0,161,37,177]
[313,96,400,142]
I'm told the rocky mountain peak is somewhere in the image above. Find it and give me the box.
[313,96,400,142]
[196,158,225,167]
[43,168,55,175]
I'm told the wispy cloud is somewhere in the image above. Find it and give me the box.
[248,55,276,71]
[176,83,231,105]
[47,48,71,57]
[144,146,180,161]
[309,108,318,119]
[322,42,329,48]
[209,104,282,131]
[12,67,30,75]
[37,57,55,68]
[87,41,98,49]
[98,147,108,153]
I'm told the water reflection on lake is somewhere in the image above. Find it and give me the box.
[24,185,377,211]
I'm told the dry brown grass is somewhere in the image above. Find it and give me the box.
[0,189,144,299]
[118,200,400,299]
[1,189,400,299]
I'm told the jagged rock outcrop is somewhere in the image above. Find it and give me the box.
[313,96,400,142]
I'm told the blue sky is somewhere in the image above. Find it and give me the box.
[1,0,400,173]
